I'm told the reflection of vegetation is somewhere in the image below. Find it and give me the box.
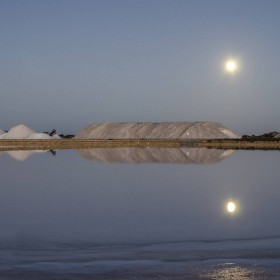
[49,150,56,156]
[196,139,280,150]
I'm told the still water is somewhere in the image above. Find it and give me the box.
[0,147,280,279]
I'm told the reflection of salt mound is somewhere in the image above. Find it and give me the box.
[6,150,47,161]
[78,148,235,164]
[0,124,60,139]
[75,122,239,139]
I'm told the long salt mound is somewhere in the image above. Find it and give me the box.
[75,122,238,139]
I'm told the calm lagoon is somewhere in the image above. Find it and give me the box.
[0,148,280,279]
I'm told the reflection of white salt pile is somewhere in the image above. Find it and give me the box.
[78,148,235,164]
[5,150,47,161]
[75,122,239,139]
[0,124,60,139]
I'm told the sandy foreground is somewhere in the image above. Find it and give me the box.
[0,139,279,151]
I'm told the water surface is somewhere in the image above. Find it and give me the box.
[0,148,279,279]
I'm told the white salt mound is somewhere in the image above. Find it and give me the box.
[0,124,60,139]
[75,122,239,139]
[27,133,52,140]
[0,124,35,139]
[51,134,62,139]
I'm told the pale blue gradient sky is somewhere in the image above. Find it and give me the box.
[0,0,279,135]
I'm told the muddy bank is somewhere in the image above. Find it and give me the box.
[0,138,279,151]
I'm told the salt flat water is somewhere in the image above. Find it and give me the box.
[0,148,280,279]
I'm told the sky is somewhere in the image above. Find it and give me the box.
[0,0,280,135]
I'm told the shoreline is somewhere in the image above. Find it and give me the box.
[0,139,280,151]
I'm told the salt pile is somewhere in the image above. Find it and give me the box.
[0,124,60,139]
[78,148,235,164]
[75,122,239,139]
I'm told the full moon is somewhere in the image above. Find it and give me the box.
[227,201,236,213]
[225,59,238,73]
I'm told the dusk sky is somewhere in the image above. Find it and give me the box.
[1,0,279,135]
